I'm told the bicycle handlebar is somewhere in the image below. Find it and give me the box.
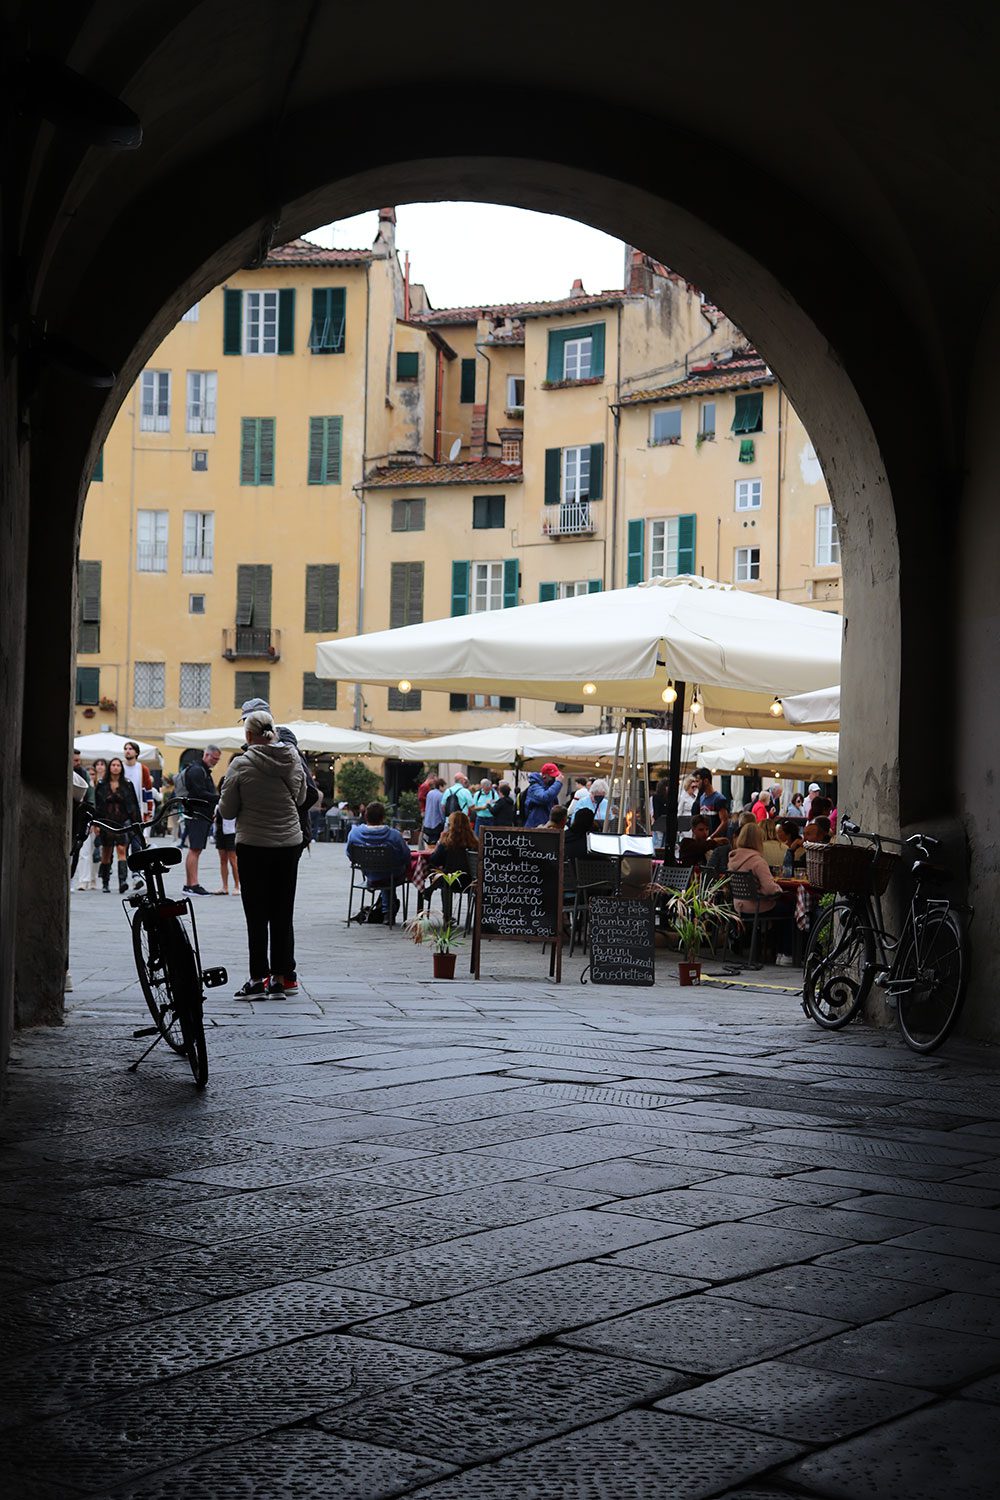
[86,800,211,838]
[839,815,938,858]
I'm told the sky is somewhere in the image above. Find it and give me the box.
[307,203,628,309]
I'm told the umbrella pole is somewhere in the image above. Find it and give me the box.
[663,681,687,862]
[605,721,624,832]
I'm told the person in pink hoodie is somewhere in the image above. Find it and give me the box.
[727,821,796,965]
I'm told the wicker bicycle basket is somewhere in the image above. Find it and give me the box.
[803,841,899,896]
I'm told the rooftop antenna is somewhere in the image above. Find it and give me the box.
[448,437,462,461]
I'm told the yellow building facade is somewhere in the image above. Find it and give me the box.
[77,223,840,761]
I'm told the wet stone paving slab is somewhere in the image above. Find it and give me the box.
[3,844,1000,1496]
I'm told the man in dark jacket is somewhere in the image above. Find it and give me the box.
[522,764,563,829]
[183,746,221,894]
[490,782,517,827]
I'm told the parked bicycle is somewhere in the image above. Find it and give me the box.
[82,802,227,1086]
[801,816,971,1053]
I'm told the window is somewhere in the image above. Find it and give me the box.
[304,563,340,631]
[234,670,270,707]
[192,450,208,471]
[240,417,275,485]
[136,510,168,572]
[649,515,697,578]
[179,663,211,709]
[450,693,515,711]
[245,290,279,354]
[555,701,585,714]
[303,672,337,710]
[76,666,100,705]
[78,560,101,653]
[236,564,272,629]
[731,391,764,433]
[460,358,477,403]
[183,511,214,573]
[563,445,591,502]
[389,561,424,629]
[506,375,525,410]
[651,408,682,445]
[546,322,606,382]
[501,436,522,466]
[396,350,419,381]
[735,546,761,583]
[181,303,199,322]
[307,416,342,484]
[557,580,590,598]
[189,594,206,614]
[388,686,422,711]
[92,448,104,482]
[309,287,346,353]
[133,661,165,708]
[735,478,762,510]
[186,371,217,433]
[391,497,425,531]
[815,504,841,566]
[473,494,505,529]
[140,370,171,432]
[700,403,716,439]
[471,560,504,613]
[562,336,592,380]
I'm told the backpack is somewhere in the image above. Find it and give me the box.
[172,765,190,800]
[442,789,461,818]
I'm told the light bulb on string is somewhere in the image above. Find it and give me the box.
[583,682,597,696]
[769,696,784,718]
[690,688,703,717]
[397,679,412,693]
[661,678,677,705]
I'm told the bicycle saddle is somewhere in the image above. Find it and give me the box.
[128,846,183,873]
[911,859,951,884]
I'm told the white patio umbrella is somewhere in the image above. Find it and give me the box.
[781,684,841,728]
[164,722,403,755]
[316,576,842,728]
[527,725,839,776]
[392,721,577,765]
[74,732,159,766]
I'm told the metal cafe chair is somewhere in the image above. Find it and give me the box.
[569,857,619,956]
[347,845,411,928]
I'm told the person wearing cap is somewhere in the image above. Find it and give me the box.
[692,767,729,838]
[240,696,271,721]
[803,782,822,819]
[523,762,563,829]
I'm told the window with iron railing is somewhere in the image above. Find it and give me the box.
[140,370,171,432]
[136,510,168,572]
[183,511,214,573]
[186,371,217,433]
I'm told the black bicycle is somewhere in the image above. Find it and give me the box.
[83,802,226,1086]
[801,817,971,1053]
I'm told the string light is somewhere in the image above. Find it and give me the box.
[397,679,412,693]
[583,682,597,696]
[769,696,783,717]
[690,688,703,717]
[661,678,677,705]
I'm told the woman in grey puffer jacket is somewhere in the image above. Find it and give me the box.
[219,711,306,999]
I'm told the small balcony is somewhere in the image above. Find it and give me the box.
[542,502,596,538]
[222,627,281,660]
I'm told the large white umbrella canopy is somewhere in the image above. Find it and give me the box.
[782,684,841,728]
[317,576,842,727]
[391,721,575,765]
[164,722,403,755]
[74,732,159,766]
[525,726,840,774]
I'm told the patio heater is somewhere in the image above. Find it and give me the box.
[601,714,654,835]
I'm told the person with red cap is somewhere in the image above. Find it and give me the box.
[523,763,563,829]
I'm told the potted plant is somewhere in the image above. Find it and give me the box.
[665,875,741,985]
[406,871,463,978]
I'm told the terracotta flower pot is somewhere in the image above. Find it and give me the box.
[433,951,457,980]
[678,960,702,986]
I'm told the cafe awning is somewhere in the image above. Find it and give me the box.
[523,726,840,776]
[316,576,842,728]
[391,721,579,765]
[781,684,841,728]
[164,722,403,755]
[74,732,160,766]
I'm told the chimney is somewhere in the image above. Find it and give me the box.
[569,277,586,298]
[626,248,653,296]
[374,206,396,253]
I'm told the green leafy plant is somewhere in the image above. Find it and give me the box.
[397,789,421,825]
[336,758,380,808]
[665,875,741,962]
[406,871,464,953]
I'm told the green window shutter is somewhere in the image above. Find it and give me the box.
[236,564,255,625]
[258,418,275,484]
[677,514,696,575]
[277,288,295,354]
[75,665,100,704]
[240,418,258,484]
[328,287,345,352]
[590,322,606,377]
[451,560,470,616]
[78,559,101,652]
[305,563,339,631]
[544,448,561,503]
[546,329,568,382]
[92,448,104,483]
[309,288,346,353]
[388,686,422,711]
[303,672,337,710]
[254,564,272,630]
[539,582,557,602]
[396,350,419,380]
[310,288,331,351]
[627,518,645,587]
[732,391,763,433]
[588,442,604,500]
[473,494,504,529]
[307,418,324,485]
[223,289,242,355]
[326,416,342,482]
[503,558,519,609]
[460,358,476,402]
[449,693,468,712]
[588,578,603,593]
[390,562,424,629]
[234,670,270,707]
[308,417,343,484]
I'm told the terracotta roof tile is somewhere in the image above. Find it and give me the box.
[264,237,373,266]
[362,459,522,489]
[410,291,630,326]
[621,354,774,405]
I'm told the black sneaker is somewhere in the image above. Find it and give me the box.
[234,979,267,1000]
[266,976,285,998]
[184,884,211,896]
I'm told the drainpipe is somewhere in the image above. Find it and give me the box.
[474,340,492,457]
[775,383,784,599]
[354,264,372,730]
[434,345,444,462]
[609,305,622,588]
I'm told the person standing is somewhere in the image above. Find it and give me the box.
[470,777,499,834]
[71,754,96,889]
[522,763,562,829]
[440,772,474,818]
[803,782,821,819]
[417,771,437,821]
[122,741,153,824]
[491,781,517,827]
[677,775,699,819]
[95,758,142,893]
[182,746,221,895]
[220,712,306,999]
[692,767,730,839]
[422,777,446,844]
[568,777,595,823]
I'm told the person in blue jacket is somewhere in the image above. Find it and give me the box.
[522,763,563,829]
[346,801,411,921]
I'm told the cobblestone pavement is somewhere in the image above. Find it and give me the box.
[3,843,1000,1496]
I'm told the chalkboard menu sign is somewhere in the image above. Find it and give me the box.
[472,827,564,981]
[586,895,656,987]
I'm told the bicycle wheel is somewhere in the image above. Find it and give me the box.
[133,911,187,1054]
[896,907,968,1054]
[161,919,209,1087]
[802,897,874,1029]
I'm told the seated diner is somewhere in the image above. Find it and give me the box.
[728,821,797,965]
